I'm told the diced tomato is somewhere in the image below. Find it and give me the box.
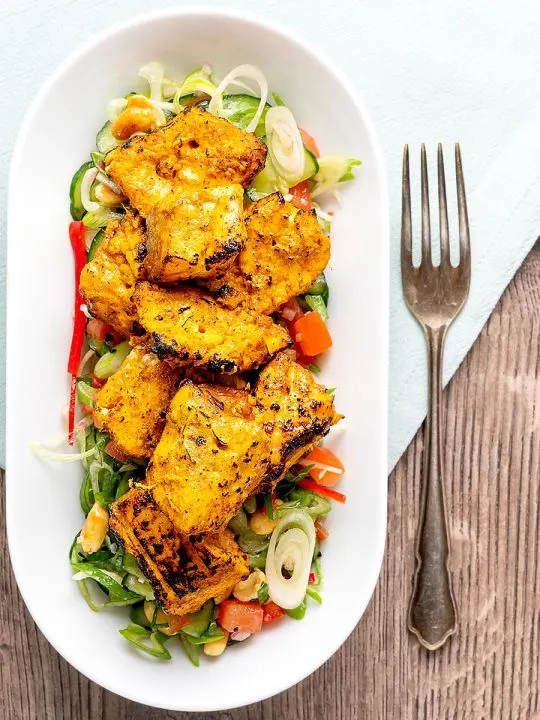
[90,374,106,389]
[81,403,94,416]
[217,600,264,634]
[301,446,345,487]
[298,478,346,504]
[105,441,130,462]
[86,318,123,346]
[262,600,286,624]
[299,128,320,158]
[292,312,332,357]
[308,571,316,585]
[315,518,329,541]
[289,180,312,211]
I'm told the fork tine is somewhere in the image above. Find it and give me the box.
[455,143,471,275]
[437,144,450,266]
[401,145,413,270]
[421,144,432,266]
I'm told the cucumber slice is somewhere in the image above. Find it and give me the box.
[311,156,362,198]
[96,121,121,154]
[76,379,98,409]
[130,602,151,629]
[298,147,319,183]
[87,336,109,357]
[304,294,329,320]
[249,157,288,198]
[87,229,105,261]
[124,574,154,601]
[248,147,318,199]
[69,161,94,220]
[199,93,271,137]
[181,600,213,638]
[307,273,328,296]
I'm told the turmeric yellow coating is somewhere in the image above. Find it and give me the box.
[144,184,245,283]
[133,282,290,373]
[93,345,180,459]
[79,210,146,336]
[146,353,339,535]
[109,488,249,616]
[104,107,267,217]
[253,351,341,489]
[147,381,272,535]
[202,193,330,314]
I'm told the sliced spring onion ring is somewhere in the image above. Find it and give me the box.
[265,106,305,185]
[177,66,216,99]
[31,441,97,463]
[80,168,101,213]
[95,172,123,196]
[138,61,165,102]
[78,348,96,376]
[208,64,268,133]
[266,510,315,609]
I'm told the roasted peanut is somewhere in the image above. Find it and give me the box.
[111,95,166,141]
[232,568,266,602]
[78,502,109,553]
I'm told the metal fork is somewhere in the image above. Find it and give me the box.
[401,143,471,650]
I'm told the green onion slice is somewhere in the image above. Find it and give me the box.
[120,623,171,660]
[266,510,315,610]
[94,341,131,379]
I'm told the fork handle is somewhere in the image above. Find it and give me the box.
[408,325,457,650]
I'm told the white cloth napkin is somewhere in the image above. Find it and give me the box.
[1,0,539,469]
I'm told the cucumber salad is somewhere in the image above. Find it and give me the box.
[39,62,359,665]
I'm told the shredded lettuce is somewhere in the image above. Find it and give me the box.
[311,156,362,198]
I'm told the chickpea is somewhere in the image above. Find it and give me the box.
[203,631,229,657]
[94,182,126,206]
[249,500,283,535]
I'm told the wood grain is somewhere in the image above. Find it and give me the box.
[2,242,540,720]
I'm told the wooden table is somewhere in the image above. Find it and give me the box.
[2,243,540,720]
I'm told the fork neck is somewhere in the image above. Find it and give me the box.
[424,325,447,393]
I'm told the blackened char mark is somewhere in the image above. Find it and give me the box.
[207,357,237,374]
[205,239,243,269]
[136,243,148,263]
[150,333,188,362]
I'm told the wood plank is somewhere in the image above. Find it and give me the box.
[2,242,540,720]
